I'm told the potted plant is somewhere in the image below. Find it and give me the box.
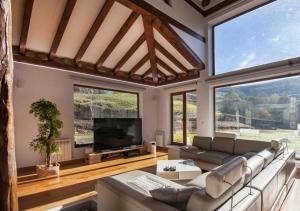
[30,99,63,178]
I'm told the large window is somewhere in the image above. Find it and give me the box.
[171,90,197,145]
[214,0,300,75]
[73,85,139,146]
[215,76,300,157]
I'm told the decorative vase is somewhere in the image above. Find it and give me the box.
[36,164,60,178]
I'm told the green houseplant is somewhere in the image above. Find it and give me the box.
[30,99,63,178]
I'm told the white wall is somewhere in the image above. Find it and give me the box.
[13,62,158,168]
[12,0,210,168]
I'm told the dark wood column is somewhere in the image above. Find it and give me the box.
[0,0,18,210]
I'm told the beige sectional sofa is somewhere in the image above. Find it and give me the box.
[180,136,271,171]
[96,137,295,211]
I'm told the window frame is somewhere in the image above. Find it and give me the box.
[171,89,197,146]
[73,84,140,148]
[213,74,300,159]
[212,0,280,76]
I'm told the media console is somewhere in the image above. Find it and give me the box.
[86,145,145,164]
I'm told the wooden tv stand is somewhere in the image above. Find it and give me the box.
[86,146,144,164]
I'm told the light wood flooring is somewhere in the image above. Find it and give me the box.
[280,173,300,211]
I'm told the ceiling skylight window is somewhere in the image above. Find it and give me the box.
[213,0,300,75]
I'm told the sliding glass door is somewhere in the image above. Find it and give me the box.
[171,90,197,145]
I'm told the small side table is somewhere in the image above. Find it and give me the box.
[167,145,181,160]
[156,159,202,180]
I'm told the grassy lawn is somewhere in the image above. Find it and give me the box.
[173,132,197,145]
[75,132,93,145]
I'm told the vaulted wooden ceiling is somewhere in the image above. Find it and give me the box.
[12,0,234,86]
[183,0,241,16]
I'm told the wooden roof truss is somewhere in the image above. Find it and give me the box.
[13,0,211,86]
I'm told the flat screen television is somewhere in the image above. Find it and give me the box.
[93,118,142,152]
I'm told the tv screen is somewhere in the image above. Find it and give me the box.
[93,118,142,152]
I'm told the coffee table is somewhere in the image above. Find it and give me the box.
[156,159,202,180]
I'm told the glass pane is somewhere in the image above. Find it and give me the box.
[74,86,138,146]
[98,90,138,118]
[186,91,197,145]
[215,76,300,157]
[214,0,300,75]
[172,94,184,144]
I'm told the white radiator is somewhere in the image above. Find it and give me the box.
[52,139,72,163]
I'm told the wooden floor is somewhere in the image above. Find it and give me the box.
[280,173,300,211]
[17,151,167,210]
[17,152,300,210]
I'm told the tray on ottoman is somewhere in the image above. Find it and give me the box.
[156,159,202,180]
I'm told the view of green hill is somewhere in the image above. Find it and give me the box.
[216,76,300,129]
[74,92,138,110]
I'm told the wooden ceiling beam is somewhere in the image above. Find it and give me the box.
[114,33,145,71]
[141,67,152,78]
[183,0,205,16]
[157,68,167,78]
[74,0,115,63]
[154,41,188,73]
[116,0,205,42]
[19,0,34,54]
[13,50,155,86]
[153,18,205,69]
[158,73,199,85]
[156,57,178,76]
[49,0,77,58]
[142,15,157,82]
[204,0,241,16]
[128,53,149,75]
[96,12,140,68]
[202,0,211,7]
[13,47,199,86]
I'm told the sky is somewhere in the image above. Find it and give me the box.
[214,0,300,75]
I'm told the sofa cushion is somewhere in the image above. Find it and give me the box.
[186,179,245,211]
[247,157,286,211]
[257,148,275,168]
[196,151,232,165]
[192,136,212,150]
[214,132,236,139]
[186,172,210,188]
[234,139,270,155]
[216,187,261,211]
[275,146,284,158]
[223,155,239,164]
[206,156,247,198]
[244,155,265,184]
[180,149,206,160]
[242,151,257,159]
[211,137,235,154]
[150,187,197,208]
[102,170,182,211]
[271,138,283,151]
